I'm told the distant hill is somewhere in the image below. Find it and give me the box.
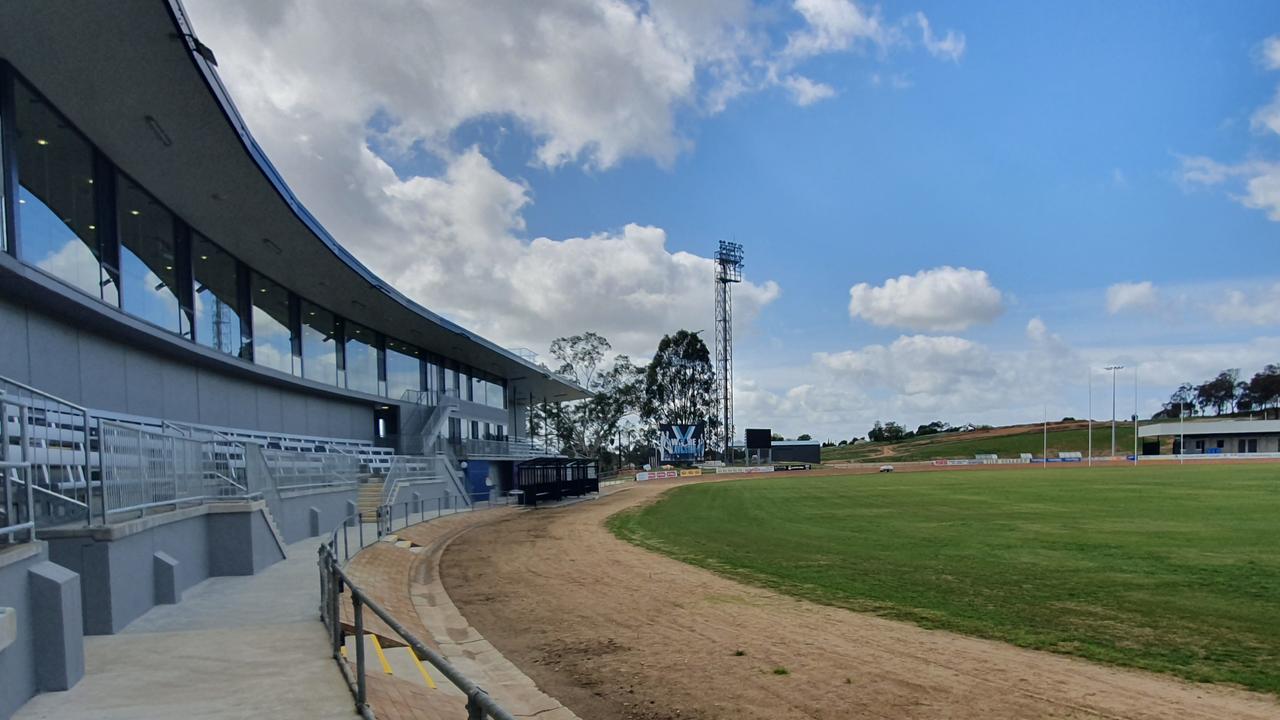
[821,421,1141,463]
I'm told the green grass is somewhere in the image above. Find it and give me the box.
[821,425,1139,463]
[609,466,1280,693]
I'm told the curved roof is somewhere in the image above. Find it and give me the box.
[0,0,587,402]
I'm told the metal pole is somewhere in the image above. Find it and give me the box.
[1087,370,1092,467]
[1179,402,1185,465]
[1133,366,1139,466]
[1105,365,1124,458]
[353,595,367,711]
[1042,405,1047,469]
[82,408,92,519]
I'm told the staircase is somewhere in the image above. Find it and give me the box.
[356,480,384,518]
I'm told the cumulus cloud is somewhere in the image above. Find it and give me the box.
[848,266,1004,331]
[183,0,964,357]
[337,145,781,358]
[915,12,966,62]
[740,320,1280,440]
[1211,283,1280,326]
[1178,35,1280,220]
[1106,281,1158,315]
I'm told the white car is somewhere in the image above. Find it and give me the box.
[879,464,895,473]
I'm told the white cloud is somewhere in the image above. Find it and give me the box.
[782,74,837,106]
[848,266,1004,331]
[1211,283,1280,326]
[739,320,1280,440]
[915,12,966,62]
[784,0,889,60]
[1262,35,1280,70]
[347,145,781,358]
[183,0,963,358]
[1106,281,1158,315]
[1178,35,1280,221]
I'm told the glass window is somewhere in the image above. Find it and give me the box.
[192,233,244,357]
[425,359,440,398]
[300,300,337,385]
[458,367,471,402]
[444,365,458,399]
[117,175,186,335]
[14,80,109,300]
[485,378,506,409]
[250,271,296,375]
[385,338,421,400]
[471,373,485,406]
[344,321,379,395]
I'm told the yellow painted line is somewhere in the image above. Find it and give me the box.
[408,648,437,689]
[370,634,393,675]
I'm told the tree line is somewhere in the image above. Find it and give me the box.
[1155,364,1280,419]
[532,329,721,466]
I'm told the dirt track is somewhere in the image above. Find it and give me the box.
[441,478,1280,720]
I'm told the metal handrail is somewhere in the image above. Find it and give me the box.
[0,460,35,543]
[318,494,514,719]
[0,376,95,525]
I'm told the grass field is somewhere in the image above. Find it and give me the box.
[608,466,1280,694]
[821,424,1139,463]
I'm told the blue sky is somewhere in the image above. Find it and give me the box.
[192,0,1280,439]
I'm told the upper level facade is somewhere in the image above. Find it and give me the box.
[0,1,586,446]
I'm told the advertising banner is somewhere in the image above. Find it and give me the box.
[659,422,706,463]
[635,470,680,481]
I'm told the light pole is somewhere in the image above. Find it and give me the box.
[1087,369,1092,467]
[1105,365,1124,457]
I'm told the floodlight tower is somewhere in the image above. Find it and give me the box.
[714,240,744,460]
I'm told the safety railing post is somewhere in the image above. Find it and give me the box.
[353,594,367,711]
[466,691,484,720]
[95,418,105,526]
[81,408,91,516]
[358,513,365,547]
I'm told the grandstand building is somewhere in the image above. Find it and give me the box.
[0,2,587,716]
[1139,419,1280,456]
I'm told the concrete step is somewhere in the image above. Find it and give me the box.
[341,633,459,695]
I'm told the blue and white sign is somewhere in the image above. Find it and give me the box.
[659,422,706,463]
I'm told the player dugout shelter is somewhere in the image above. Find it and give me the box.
[513,457,599,506]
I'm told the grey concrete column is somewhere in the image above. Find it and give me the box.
[308,507,321,537]
[153,552,180,605]
[28,561,84,691]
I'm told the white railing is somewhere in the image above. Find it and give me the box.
[98,421,242,517]
[0,378,93,522]
[0,460,35,544]
[259,448,361,493]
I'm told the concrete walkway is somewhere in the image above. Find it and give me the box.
[15,536,356,720]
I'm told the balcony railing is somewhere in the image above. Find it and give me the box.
[450,437,560,459]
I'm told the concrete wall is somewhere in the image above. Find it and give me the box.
[274,486,358,544]
[0,293,374,441]
[0,542,84,720]
[45,502,285,635]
